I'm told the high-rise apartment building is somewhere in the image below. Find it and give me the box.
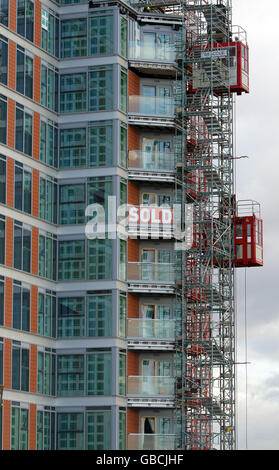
[0,0,263,451]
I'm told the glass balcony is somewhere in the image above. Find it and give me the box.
[129,41,176,63]
[129,95,175,117]
[128,150,176,172]
[127,319,177,340]
[127,376,175,396]
[127,262,175,283]
[127,434,177,451]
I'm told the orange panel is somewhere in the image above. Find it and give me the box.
[127,350,139,376]
[127,239,139,263]
[8,41,16,89]
[127,408,139,436]
[128,70,140,96]
[29,345,37,394]
[4,278,12,328]
[127,293,139,319]
[128,126,140,152]
[9,0,17,32]
[127,181,139,206]
[29,404,37,450]
[34,1,42,47]
[33,56,41,103]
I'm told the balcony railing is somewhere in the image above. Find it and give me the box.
[129,95,175,117]
[129,41,176,63]
[127,376,175,396]
[127,434,177,451]
[127,319,177,340]
[127,262,175,283]
[128,150,176,172]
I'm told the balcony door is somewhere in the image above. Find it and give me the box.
[141,304,171,338]
[142,304,155,337]
[141,248,172,282]
[142,32,172,61]
[141,416,171,450]
[142,85,172,115]
[141,359,172,395]
[142,359,156,395]
[142,138,171,170]
[141,248,155,281]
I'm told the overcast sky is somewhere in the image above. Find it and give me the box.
[232,0,279,450]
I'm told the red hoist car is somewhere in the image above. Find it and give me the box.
[234,202,263,268]
[192,38,249,95]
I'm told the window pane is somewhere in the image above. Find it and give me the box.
[88,123,112,167]
[87,295,112,337]
[89,15,113,56]
[86,411,111,450]
[87,239,112,280]
[14,166,23,211]
[57,355,84,396]
[13,285,22,330]
[60,128,86,168]
[16,52,24,84]
[61,19,87,58]
[57,413,84,450]
[88,67,113,111]
[58,297,85,338]
[23,171,32,214]
[0,97,7,144]
[0,0,8,26]
[14,225,22,270]
[21,349,29,391]
[59,184,85,225]
[25,55,33,98]
[0,219,4,264]
[22,229,31,272]
[0,156,6,203]
[87,353,111,395]
[58,240,85,281]
[12,347,20,390]
[24,113,32,156]
[0,281,4,326]
[60,73,87,113]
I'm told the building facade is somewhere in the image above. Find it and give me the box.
[0,0,263,451]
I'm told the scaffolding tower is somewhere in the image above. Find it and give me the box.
[126,0,236,451]
[175,0,235,450]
